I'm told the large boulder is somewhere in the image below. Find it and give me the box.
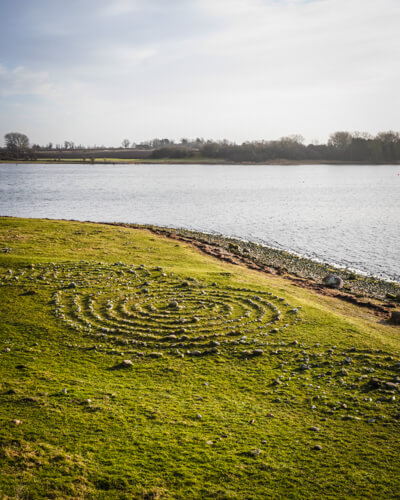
[323,274,344,289]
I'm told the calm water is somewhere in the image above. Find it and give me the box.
[1,163,399,282]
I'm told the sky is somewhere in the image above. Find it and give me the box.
[0,0,399,147]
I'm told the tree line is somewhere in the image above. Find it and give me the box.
[2,131,400,163]
[159,132,400,163]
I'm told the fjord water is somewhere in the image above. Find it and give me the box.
[1,163,399,282]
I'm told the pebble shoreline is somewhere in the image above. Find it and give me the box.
[115,223,400,303]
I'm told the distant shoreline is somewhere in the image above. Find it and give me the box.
[1,159,400,166]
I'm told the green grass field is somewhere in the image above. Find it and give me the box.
[0,217,399,499]
[0,158,223,165]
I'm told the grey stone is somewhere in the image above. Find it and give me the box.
[323,274,344,289]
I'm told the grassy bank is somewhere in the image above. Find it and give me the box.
[0,217,399,499]
[2,158,399,165]
[0,158,227,165]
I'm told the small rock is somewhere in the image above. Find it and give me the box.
[250,448,262,457]
[366,377,381,389]
[12,419,22,426]
[3,347,11,353]
[313,445,322,450]
[195,414,202,420]
[384,381,398,391]
[206,440,214,445]
[310,426,320,432]
[121,359,133,367]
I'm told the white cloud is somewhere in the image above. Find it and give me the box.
[0,65,53,97]
[100,0,141,17]
[108,46,158,65]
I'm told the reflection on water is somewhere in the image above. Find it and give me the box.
[0,163,399,282]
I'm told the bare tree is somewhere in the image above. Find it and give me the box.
[328,131,353,149]
[4,132,29,154]
[122,139,130,149]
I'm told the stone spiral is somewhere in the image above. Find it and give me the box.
[2,261,302,356]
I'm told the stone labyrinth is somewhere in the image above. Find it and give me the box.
[2,261,301,357]
[2,260,400,421]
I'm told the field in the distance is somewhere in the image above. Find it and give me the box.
[0,217,399,499]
